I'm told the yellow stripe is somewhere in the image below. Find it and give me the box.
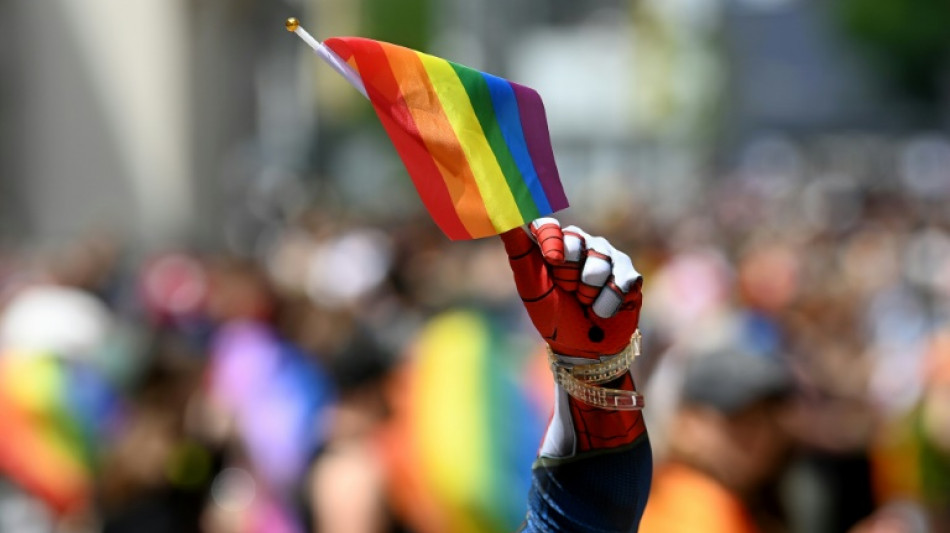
[416,53,523,232]
[413,312,489,502]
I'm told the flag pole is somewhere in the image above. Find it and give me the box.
[285,18,368,99]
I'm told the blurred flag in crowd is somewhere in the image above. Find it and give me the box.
[381,310,550,533]
[0,286,120,515]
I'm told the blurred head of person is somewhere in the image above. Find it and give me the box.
[669,349,795,496]
[848,501,931,533]
[203,257,274,325]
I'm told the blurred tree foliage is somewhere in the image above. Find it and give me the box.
[363,0,430,51]
[836,0,950,100]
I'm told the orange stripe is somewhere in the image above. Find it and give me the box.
[328,38,472,239]
[381,44,495,237]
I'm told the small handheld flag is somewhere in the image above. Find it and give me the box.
[287,19,569,240]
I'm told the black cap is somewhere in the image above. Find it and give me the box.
[681,349,793,414]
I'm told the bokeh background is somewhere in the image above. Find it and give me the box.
[1,0,950,532]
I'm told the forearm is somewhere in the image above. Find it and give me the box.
[524,372,652,533]
[541,372,647,457]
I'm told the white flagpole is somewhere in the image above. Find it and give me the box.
[285,18,368,99]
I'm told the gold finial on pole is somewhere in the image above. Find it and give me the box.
[284,17,368,98]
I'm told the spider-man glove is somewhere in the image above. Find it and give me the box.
[501,218,642,359]
[502,218,646,455]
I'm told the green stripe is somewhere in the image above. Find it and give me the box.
[484,316,504,526]
[449,63,541,222]
[484,317,528,530]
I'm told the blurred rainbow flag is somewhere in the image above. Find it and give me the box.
[322,37,569,240]
[0,355,103,515]
[381,310,550,533]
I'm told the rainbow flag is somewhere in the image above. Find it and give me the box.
[400,310,549,532]
[324,37,569,240]
[0,355,95,515]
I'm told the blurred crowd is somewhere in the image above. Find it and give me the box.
[2,133,950,533]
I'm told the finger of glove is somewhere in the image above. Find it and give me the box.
[555,226,587,292]
[552,261,582,293]
[592,245,643,318]
[562,226,589,263]
[578,236,613,306]
[529,218,565,265]
[501,225,557,305]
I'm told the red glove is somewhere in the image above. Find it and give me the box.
[502,218,646,455]
[501,218,643,359]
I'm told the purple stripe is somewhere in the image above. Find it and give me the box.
[510,83,569,211]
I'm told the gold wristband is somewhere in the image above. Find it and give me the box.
[546,330,644,411]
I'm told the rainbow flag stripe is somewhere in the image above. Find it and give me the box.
[409,311,547,531]
[324,37,569,240]
[0,356,92,515]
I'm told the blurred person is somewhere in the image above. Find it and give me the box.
[639,349,795,533]
[98,332,213,533]
[308,331,401,533]
[848,501,931,533]
[192,258,336,533]
[199,320,334,533]
[46,235,122,304]
[765,257,879,533]
[871,330,950,532]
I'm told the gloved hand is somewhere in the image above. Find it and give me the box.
[501,218,643,359]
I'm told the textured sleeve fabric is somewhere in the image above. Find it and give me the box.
[520,433,652,533]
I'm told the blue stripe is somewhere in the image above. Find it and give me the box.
[481,73,552,215]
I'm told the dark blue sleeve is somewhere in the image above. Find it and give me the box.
[520,434,653,533]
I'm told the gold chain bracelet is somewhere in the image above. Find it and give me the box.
[546,330,644,411]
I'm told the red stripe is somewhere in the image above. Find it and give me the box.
[384,46,496,238]
[326,38,471,240]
